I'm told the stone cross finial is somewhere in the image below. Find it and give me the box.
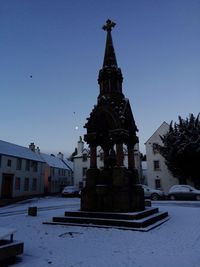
[102,19,116,32]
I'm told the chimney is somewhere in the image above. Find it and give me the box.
[77,136,84,154]
[35,146,40,153]
[57,152,64,160]
[29,142,36,152]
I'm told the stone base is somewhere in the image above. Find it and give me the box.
[45,207,169,231]
[81,167,145,212]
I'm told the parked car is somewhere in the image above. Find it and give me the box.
[61,186,80,197]
[168,185,200,200]
[139,184,165,200]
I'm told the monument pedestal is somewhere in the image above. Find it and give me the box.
[81,167,145,212]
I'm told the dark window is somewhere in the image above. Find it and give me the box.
[152,143,159,154]
[16,158,22,170]
[99,152,104,161]
[15,177,21,190]
[25,160,30,171]
[32,178,37,191]
[179,177,187,184]
[24,178,29,191]
[155,179,161,189]
[153,160,160,170]
[7,159,12,167]
[79,181,83,189]
[51,167,55,176]
[82,153,87,162]
[31,161,38,172]
[82,167,87,177]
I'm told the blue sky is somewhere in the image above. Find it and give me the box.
[0,0,199,156]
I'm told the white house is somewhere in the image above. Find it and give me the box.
[141,161,147,185]
[145,122,179,194]
[0,140,45,199]
[0,139,73,200]
[73,137,142,188]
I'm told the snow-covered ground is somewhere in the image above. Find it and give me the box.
[0,197,200,267]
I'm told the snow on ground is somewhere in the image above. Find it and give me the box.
[0,197,200,267]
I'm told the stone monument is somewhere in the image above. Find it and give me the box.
[81,19,145,212]
[47,20,169,230]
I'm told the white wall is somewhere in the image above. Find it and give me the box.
[145,122,179,194]
[0,155,44,198]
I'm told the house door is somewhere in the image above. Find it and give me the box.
[1,174,14,198]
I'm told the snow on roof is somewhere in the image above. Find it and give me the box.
[0,140,45,162]
[74,150,90,158]
[144,121,170,144]
[40,153,70,169]
[62,159,73,170]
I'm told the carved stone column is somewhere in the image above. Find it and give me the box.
[116,143,124,166]
[103,148,109,168]
[128,146,135,170]
[90,145,97,168]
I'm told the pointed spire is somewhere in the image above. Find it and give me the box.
[102,19,118,67]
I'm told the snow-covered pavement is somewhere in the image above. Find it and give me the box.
[0,197,200,267]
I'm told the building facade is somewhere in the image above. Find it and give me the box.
[39,152,73,194]
[0,140,45,199]
[29,143,73,194]
[145,122,179,194]
[0,140,73,199]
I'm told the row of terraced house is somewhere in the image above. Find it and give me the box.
[0,140,73,200]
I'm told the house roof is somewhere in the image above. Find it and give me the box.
[0,140,45,162]
[74,148,90,158]
[62,159,73,171]
[144,121,170,145]
[40,153,70,169]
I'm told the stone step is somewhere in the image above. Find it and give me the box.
[52,210,168,230]
[64,207,159,220]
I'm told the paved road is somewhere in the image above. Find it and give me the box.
[0,197,80,217]
[153,200,200,208]
[1,197,199,218]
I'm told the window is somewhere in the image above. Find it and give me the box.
[155,179,161,189]
[82,153,87,162]
[25,160,30,171]
[79,181,83,189]
[51,167,55,176]
[7,159,12,167]
[153,160,160,170]
[152,143,159,154]
[15,177,21,190]
[16,158,22,170]
[99,152,104,161]
[82,167,87,177]
[59,168,64,176]
[32,178,37,191]
[24,178,29,191]
[179,177,186,184]
[31,161,38,172]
